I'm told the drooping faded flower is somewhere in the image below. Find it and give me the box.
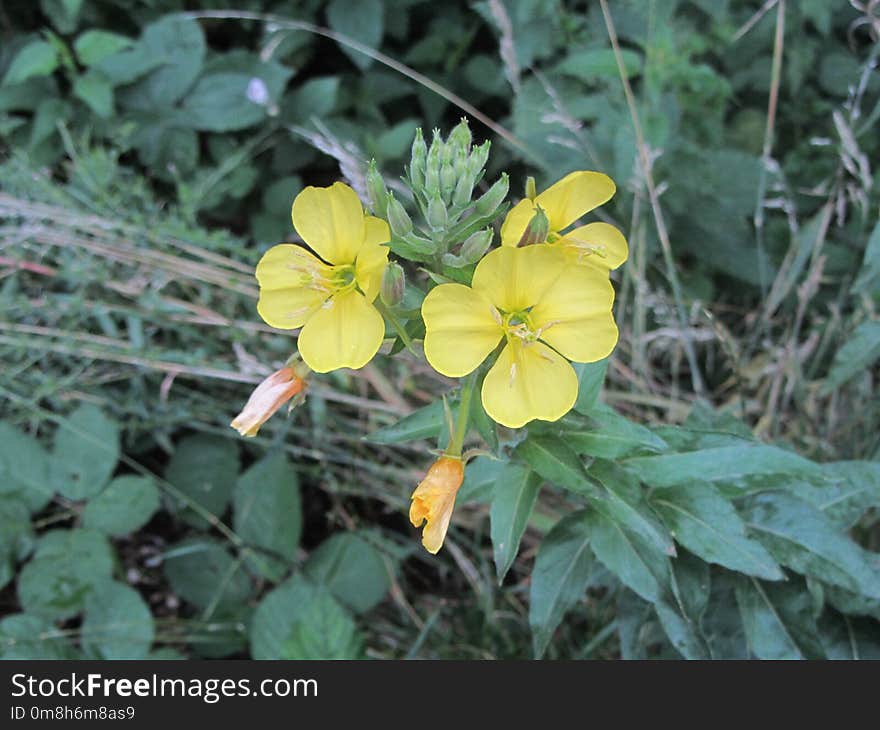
[256,183,391,372]
[500,171,628,272]
[231,365,307,437]
[421,245,617,428]
[409,456,465,554]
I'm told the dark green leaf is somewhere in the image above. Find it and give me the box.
[82,475,160,536]
[163,537,252,612]
[572,359,608,413]
[81,580,154,659]
[52,403,119,501]
[490,463,541,582]
[822,321,880,393]
[516,436,595,494]
[367,400,443,444]
[182,73,267,132]
[165,434,239,528]
[304,532,390,614]
[327,0,384,70]
[2,41,58,86]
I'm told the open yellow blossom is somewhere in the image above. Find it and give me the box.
[422,245,618,428]
[256,182,390,372]
[409,456,465,554]
[500,171,628,271]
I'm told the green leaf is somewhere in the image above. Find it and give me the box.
[822,321,880,393]
[93,44,162,86]
[73,30,133,66]
[0,497,34,591]
[52,403,119,501]
[624,444,822,489]
[701,571,749,659]
[529,510,595,658]
[2,41,59,86]
[0,422,54,513]
[555,48,641,81]
[251,574,362,660]
[40,0,83,34]
[458,455,503,503]
[163,538,252,612]
[490,464,541,582]
[181,73,267,132]
[651,483,783,580]
[567,403,669,459]
[73,71,113,118]
[516,436,596,494]
[287,76,340,122]
[304,532,391,614]
[17,528,114,620]
[82,475,160,536]
[818,613,880,660]
[785,461,880,529]
[741,491,880,599]
[327,0,384,70]
[367,400,444,444]
[81,580,154,659]
[853,220,880,294]
[734,576,824,660]
[165,434,239,528]
[0,614,76,659]
[233,453,301,581]
[137,14,205,105]
[572,359,609,413]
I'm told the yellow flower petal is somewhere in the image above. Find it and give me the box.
[355,216,391,302]
[297,290,385,372]
[422,283,502,377]
[499,197,539,246]
[471,245,566,313]
[291,182,366,265]
[558,222,628,271]
[529,266,619,363]
[409,456,464,554]
[536,170,616,232]
[255,244,330,329]
[481,340,578,428]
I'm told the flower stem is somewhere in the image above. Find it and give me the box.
[375,300,416,354]
[448,370,477,458]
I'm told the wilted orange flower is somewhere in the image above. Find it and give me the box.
[230,366,306,437]
[409,456,465,554]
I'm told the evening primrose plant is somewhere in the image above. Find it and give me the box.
[232,120,626,556]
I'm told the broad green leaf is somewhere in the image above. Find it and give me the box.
[73,72,113,118]
[327,0,384,70]
[52,403,120,501]
[741,491,880,599]
[0,497,34,591]
[529,510,595,658]
[572,358,608,413]
[654,599,711,660]
[458,455,503,503]
[822,321,880,393]
[817,613,880,660]
[82,475,160,536]
[651,483,783,580]
[701,571,749,659]
[734,577,824,660]
[785,461,880,529]
[304,532,390,614]
[516,436,596,494]
[189,606,251,659]
[94,44,162,86]
[555,48,642,81]
[853,220,880,294]
[40,0,83,34]
[163,538,252,612]
[0,614,76,659]
[251,574,361,660]
[367,400,443,444]
[567,403,669,459]
[182,73,267,132]
[2,41,59,86]
[286,76,341,122]
[624,444,821,488]
[73,30,133,66]
[137,14,205,105]
[165,434,239,528]
[490,463,541,582]
[17,528,114,620]
[233,453,301,581]
[81,580,154,660]
[0,422,54,513]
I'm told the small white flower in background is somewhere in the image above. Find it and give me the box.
[246,77,270,106]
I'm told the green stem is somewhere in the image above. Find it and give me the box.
[375,300,416,355]
[448,370,477,457]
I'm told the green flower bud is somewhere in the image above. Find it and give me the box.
[452,172,475,208]
[380,261,406,306]
[467,141,490,179]
[426,193,448,230]
[459,228,493,262]
[440,161,457,199]
[518,206,550,246]
[365,160,388,218]
[409,128,427,190]
[525,176,537,201]
[474,173,509,216]
[447,118,472,156]
[424,130,443,196]
[386,194,413,237]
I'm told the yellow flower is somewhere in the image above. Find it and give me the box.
[500,170,628,271]
[256,182,391,372]
[230,366,307,437]
[409,456,465,554]
[421,245,617,428]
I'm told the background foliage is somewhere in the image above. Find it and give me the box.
[1,0,879,659]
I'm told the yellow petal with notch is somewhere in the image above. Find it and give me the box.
[536,170,616,232]
[471,245,566,313]
[422,283,502,377]
[297,290,385,372]
[291,182,366,265]
[481,340,578,428]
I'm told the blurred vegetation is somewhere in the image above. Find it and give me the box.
[1,0,879,659]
